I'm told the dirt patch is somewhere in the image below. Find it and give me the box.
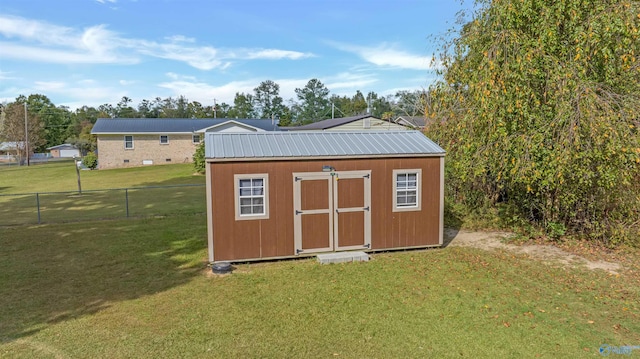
[445,228,622,275]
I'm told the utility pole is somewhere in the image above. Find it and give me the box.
[24,102,29,166]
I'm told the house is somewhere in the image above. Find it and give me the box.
[285,114,409,131]
[47,144,80,158]
[91,118,280,169]
[394,116,429,129]
[0,142,20,163]
[204,131,445,263]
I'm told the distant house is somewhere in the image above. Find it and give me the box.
[0,142,20,156]
[285,114,409,131]
[394,116,428,129]
[91,118,280,170]
[47,144,80,158]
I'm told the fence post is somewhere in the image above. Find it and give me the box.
[125,188,129,218]
[36,193,41,224]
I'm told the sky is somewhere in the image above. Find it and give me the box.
[0,0,471,110]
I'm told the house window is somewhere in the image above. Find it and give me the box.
[392,169,422,212]
[192,134,201,144]
[124,136,134,149]
[160,135,169,144]
[234,174,269,220]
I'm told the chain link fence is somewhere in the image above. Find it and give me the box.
[0,184,206,226]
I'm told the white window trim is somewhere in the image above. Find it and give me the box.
[234,173,269,221]
[392,169,422,212]
[159,135,169,145]
[192,134,201,144]
[124,135,134,150]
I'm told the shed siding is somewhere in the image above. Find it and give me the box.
[209,157,441,261]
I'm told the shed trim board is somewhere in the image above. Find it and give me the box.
[205,131,445,263]
[205,153,444,163]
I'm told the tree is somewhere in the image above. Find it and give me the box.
[393,90,428,117]
[295,79,331,122]
[115,96,138,118]
[24,94,70,150]
[228,92,256,118]
[429,0,640,244]
[0,99,45,164]
[253,80,287,119]
[351,90,367,115]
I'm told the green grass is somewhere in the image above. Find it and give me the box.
[0,162,205,225]
[1,215,639,358]
[0,161,204,194]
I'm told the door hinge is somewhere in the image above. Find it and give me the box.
[296,248,303,254]
[335,209,339,214]
[363,174,370,179]
[295,210,302,215]
[363,206,370,211]
[364,243,371,248]
[295,176,302,181]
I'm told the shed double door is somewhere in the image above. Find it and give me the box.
[293,170,371,254]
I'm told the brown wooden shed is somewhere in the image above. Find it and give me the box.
[205,131,446,263]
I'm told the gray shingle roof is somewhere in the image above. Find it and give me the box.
[284,114,377,130]
[395,116,427,128]
[91,118,280,134]
[205,131,445,160]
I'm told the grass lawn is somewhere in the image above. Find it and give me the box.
[1,215,639,358]
[0,161,204,194]
[0,162,205,225]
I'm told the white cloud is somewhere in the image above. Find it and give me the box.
[0,70,18,80]
[328,41,434,70]
[324,72,378,91]
[243,49,314,60]
[95,0,117,3]
[119,80,136,86]
[0,15,315,70]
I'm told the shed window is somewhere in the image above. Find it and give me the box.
[124,136,134,149]
[160,135,169,144]
[192,134,201,144]
[234,174,269,220]
[393,169,422,212]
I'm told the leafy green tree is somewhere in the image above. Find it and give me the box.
[253,80,287,119]
[115,96,138,118]
[429,0,640,244]
[228,92,256,118]
[295,79,331,122]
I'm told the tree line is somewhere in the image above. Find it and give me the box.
[0,79,428,157]
[428,0,639,245]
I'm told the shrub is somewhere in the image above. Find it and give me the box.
[83,152,98,170]
[193,142,205,174]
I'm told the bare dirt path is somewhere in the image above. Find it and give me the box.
[444,228,622,274]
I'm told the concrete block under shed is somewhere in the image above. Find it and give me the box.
[317,251,369,264]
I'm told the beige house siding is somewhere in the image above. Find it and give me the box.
[327,118,408,131]
[97,134,199,169]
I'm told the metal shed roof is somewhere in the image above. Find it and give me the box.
[205,131,445,160]
[91,118,280,134]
